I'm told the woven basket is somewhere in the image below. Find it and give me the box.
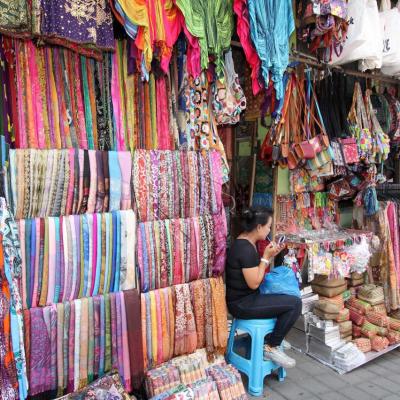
[336,308,350,322]
[365,311,389,328]
[357,285,385,306]
[389,317,400,331]
[319,295,345,310]
[353,325,362,338]
[339,320,353,334]
[347,297,371,315]
[315,300,342,314]
[354,338,371,353]
[371,336,389,352]
[349,309,365,326]
[313,308,339,321]
[361,321,381,338]
[312,276,347,298]
[387,330,400,345]
[370,304,387,316]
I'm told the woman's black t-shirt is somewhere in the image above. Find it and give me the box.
[225,239,260,304]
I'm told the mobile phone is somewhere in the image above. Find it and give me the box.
[277,235,286,245]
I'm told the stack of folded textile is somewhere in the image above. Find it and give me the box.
[145,352,245,400]
[332,343,366,371]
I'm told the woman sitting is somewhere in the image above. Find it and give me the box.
[225,207,301,368]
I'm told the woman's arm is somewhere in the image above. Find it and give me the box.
[242,259,270,290]
[242,242,285,290]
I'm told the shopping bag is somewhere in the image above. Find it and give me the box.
[259,266,301,297]
[380,0,400,75]
[330,0,382,70]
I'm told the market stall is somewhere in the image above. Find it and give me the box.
[2,1,400,399]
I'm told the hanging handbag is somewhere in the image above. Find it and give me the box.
[365,89,391,163]
[339,137,360,164]
[211,51,246,125]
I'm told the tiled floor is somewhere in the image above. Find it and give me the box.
[245,348,400,400]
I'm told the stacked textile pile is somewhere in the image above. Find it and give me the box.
[141,277,228,370]
[25,291,135,397]
[18,210,136,308]
[137,215,219,291]
[10,149,133,218]
[133,150,223,221]
[346,284,400,352]
[145,350,247,400]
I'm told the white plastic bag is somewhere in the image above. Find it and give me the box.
[380,0,400,75]
[330,0,382,70]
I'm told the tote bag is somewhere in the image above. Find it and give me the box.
[330,0,382,70]
[381,0,400,75]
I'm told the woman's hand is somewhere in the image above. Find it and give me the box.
[263,242,285,260]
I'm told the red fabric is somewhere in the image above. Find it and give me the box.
[233,0,263,95]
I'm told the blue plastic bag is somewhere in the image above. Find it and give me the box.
[259,266,301,297]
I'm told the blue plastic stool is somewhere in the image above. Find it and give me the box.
[226,318,286,397]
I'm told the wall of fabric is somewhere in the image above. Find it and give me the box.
[25,291,133,397]
[141,277,228,370]
[137,215,222,292]
[133,150,223,222]
[0,0,240,397]
[18,210,136,309]
[9,149,133,219]
[0,197,28,400]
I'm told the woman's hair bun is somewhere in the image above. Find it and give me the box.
[242,208,253,219]
[240,206,273,232]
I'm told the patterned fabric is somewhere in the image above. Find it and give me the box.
[145,349,225,399]
[28,291,132,397]
[0,198,28,399]
[18,210,136,308]
[0,0,31,38]
[206,364,247,400]
[10,149,133,218]
[141,279,228,370]
[174,284,197,357]
[137,215,224,292]
[175,0,234,78]
[133,150,223,222]
[0,235,19,400]
[58,371,131,400]
[32,0,114,58]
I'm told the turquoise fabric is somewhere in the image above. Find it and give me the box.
[248,0,294,99]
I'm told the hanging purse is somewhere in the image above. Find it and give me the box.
[339,137,360,164]
[211,51,246,125]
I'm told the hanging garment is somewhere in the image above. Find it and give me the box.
[10,149,133,218]
[133,150,223,222]
[233,0,262,95]
[31,0,114,58]
[0,1,31,38]
[137,215,223,292]
[0,236,19,400]
[18,210,136,307]
[247,0,294,99]
[27,291,133,397]
[175,0,234,78]
[0,197,28,399]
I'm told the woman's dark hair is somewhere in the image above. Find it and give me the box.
[240,206,273,232]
